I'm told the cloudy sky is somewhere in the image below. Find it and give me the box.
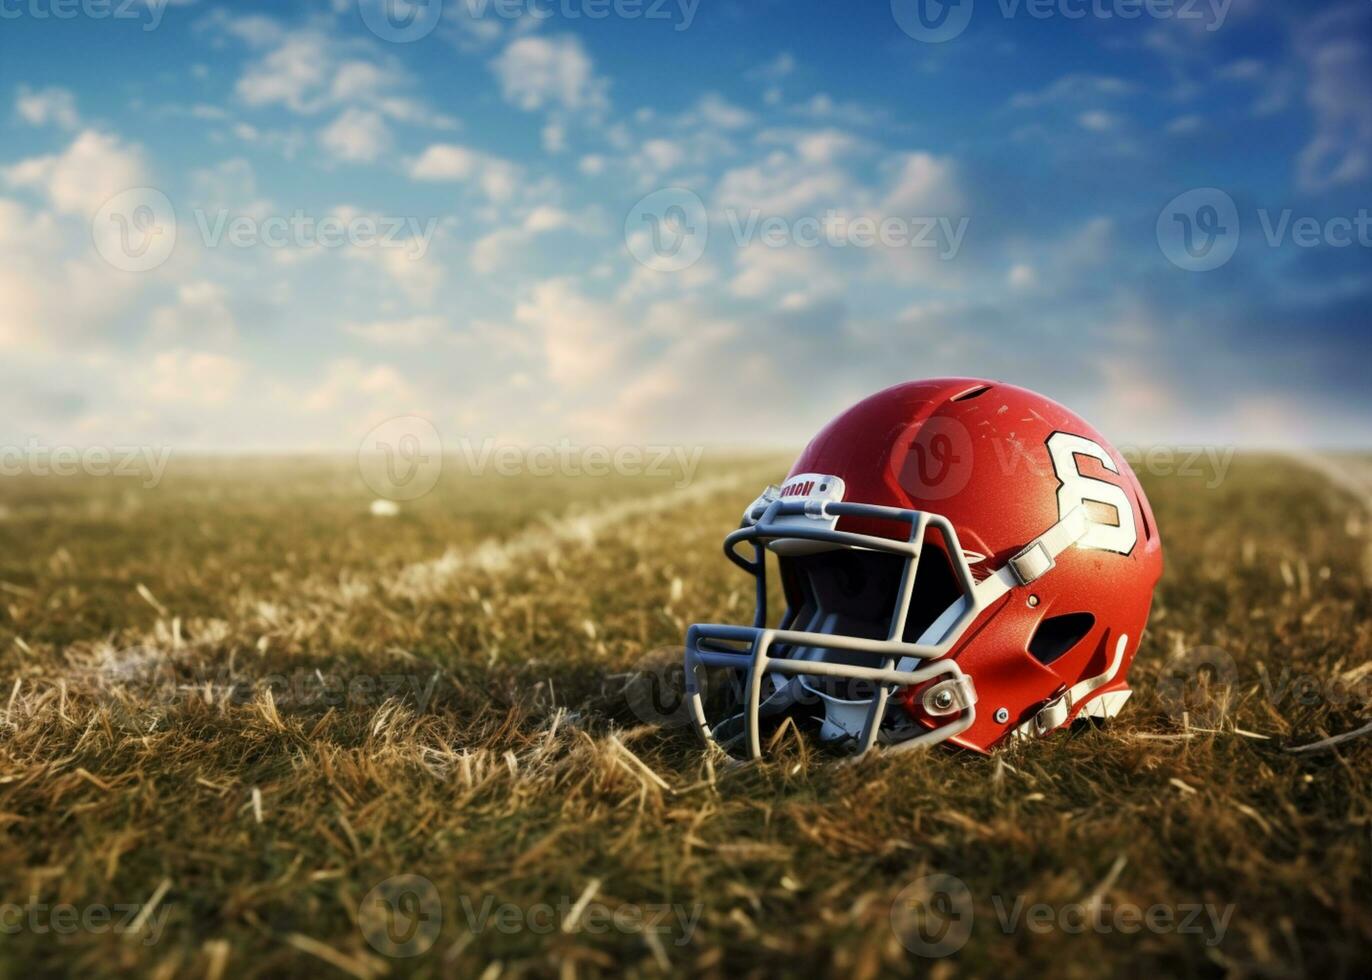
[1,0,1369,453]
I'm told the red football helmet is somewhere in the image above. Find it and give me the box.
[684,378,1162,756]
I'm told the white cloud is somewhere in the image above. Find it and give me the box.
[542,120,567,154]
[1009,74,1134,110]
[0,198,62,347]
[513,279,625,387]
[491,35,608,114]
[616,256,719,304]
[236,32,332,112]
[319,108,391,164]
[1216,58,1264,82]
[1008,264,1036,289]
[409,143,480,180]
[146,350,245,406]
[716,148,850,216]
[790,129,861,164]
[523,205,573,233]
[409,143,521,202]
[1295,7,1372,191]
[1078,110,1118,132]
[1166,115,1205,135]
[215,11,284,47]
[150,282,238,345]
[470,230,526,275]
[790,93,886,127]
[374,96,458,129]
[638,138,685,173]
[226,20,455,133]
[330,60,391,104]
[0,194,150,353]
[15,86,80,130]
[730,243,840,302]
[748,53,796,84]
[715,141,962,298]
[344,315,449,346]
[691,93,755,131]
[3,129,147,217]
[561,306,747,442]
[300,358,416,414]
[347,240,443,305]
[470,206,576,274]
[878,151,961,215]
[190,157,273,218]
[1002,216,1114,297]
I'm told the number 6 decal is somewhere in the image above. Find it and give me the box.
[1046,432,1137,555]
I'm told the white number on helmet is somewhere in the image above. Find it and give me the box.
[1046,432,1137,555]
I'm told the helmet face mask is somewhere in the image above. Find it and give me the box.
[684,379,1163,757]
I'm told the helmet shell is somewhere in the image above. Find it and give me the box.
[787,378,1163,750]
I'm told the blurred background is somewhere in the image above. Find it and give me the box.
[1,0,1369,455]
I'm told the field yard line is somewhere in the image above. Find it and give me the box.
[384,465,777,601]
[79,463,780,683]
[1283,451,1372,587]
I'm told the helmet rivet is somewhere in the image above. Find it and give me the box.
[1027,594,1040,608]
[933,689,954,711]
[995,707,1010,724]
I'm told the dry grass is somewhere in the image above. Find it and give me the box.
[0,453,1368,978]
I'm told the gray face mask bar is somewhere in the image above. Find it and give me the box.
[684,490,1089,758]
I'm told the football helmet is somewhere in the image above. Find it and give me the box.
[684,378,1162,756]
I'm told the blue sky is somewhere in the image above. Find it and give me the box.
[1,0,1369,452]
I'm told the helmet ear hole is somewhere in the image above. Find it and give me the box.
[1028,613,1096,666]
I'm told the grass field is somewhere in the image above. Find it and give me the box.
[0,451,1369,978]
